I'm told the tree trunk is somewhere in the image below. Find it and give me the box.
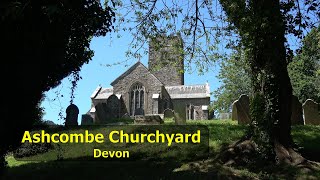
[248,0,303,164]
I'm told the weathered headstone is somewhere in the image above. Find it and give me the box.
[94,103,108,124]
[303,99,320,125]
[233,95,250,124]
[231,100,238,121]
[291,95,304,125]
[164,109,175,120]
[81,114,93,125]
[174,104,186,125]
[106,95,120,118]
[65,104,79,126]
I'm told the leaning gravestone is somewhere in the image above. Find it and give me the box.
[164,109,175,120]
[231,100,238,121]
[303,99,320,125]
[291,95,304,125]
[65,104,79,126]
[232,95,250,124]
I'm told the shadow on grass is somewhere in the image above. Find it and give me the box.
[4,123,319,179]
[292,125,320,162]
[3,156,235,180]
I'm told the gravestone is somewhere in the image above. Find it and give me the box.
[231,100,238,121]
[303,99,320,125]
[94,103,108,124]
[291,95,304,125]
[81,114,93,125]
[232,95,250,124]
[65,104,79,126]
[106,95,120,118]
[174,104,186,125]
[164,109,175,120]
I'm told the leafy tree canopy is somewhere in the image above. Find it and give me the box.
[213,26,320,113]
[1,0,115,171]
[212,49,251,113]
[288,26,320,103]
[111,0,319,164]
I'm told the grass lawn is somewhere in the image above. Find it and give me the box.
[3,120,320,179]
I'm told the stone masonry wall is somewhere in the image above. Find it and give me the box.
[112,63,163,115]
[171,98,210,120]
[148,34,184,86]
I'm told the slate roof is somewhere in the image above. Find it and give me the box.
[90,61,210,100]
[165,83,210,99]
[90,86,102,98]
[91,87,113,100]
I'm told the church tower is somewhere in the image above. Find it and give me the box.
[148,33,184,86]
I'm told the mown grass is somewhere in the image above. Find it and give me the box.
[3,120,320,179]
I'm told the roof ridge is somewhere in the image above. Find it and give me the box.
[165,83,208,88]
[110,61,163,86]
[110,61,143,86]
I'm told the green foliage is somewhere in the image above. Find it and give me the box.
[288,26,320,103]
[219,0,320,155]
[214,25,320,115]
[110,0,229,71]
[250,93,274,160]
[213,49,252,113]
[1,0,115,172]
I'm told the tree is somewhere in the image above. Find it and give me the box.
[114,0,320,165]
[0,0,115,172]
[213,49,251,113]
[219,0,319,164]
[214,26,320,115]
[288,26,320,103]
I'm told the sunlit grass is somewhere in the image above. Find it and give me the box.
[4,120,320,179]
[5,155,40,167]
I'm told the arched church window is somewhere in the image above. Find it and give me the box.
[130,82,145,116]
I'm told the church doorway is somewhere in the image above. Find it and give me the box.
[129,82,145,116]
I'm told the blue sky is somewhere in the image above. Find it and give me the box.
[40,0,310,125]
[41,34,222,125]
[41,28,304,125]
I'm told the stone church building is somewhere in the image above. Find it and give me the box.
[82,34,210,124]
